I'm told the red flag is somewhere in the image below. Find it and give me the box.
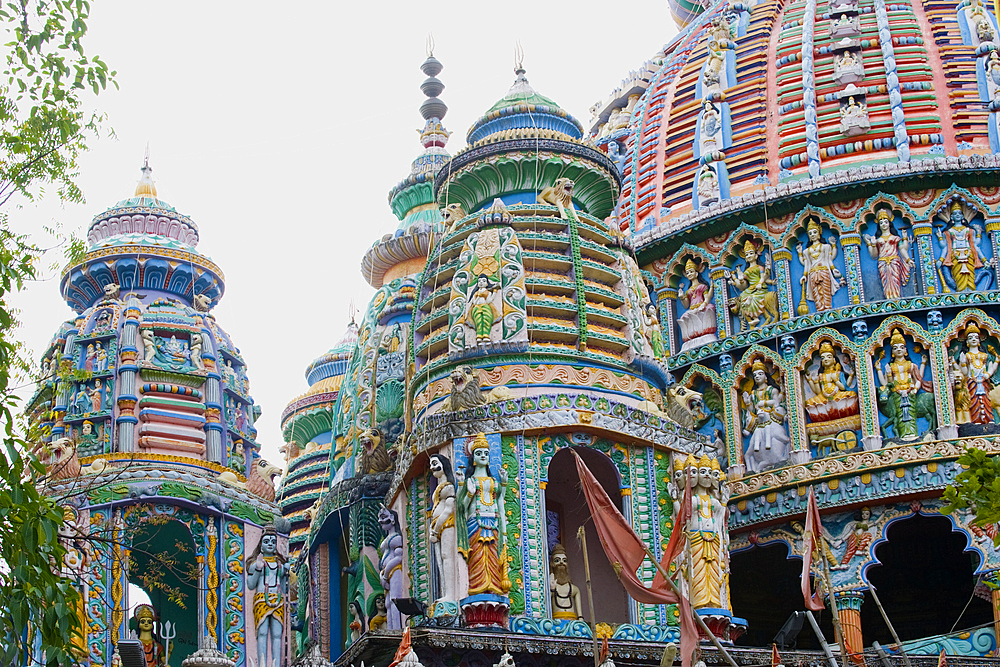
[772,643,781,667]
[937,649,948,667]
[801,487,826,611]
[572,450,697,667]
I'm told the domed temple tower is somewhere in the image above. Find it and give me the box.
[27,163,290,667]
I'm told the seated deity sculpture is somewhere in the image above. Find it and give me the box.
[677,258,718,350]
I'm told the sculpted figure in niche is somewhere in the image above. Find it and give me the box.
[96,341,107,372]
[701,101,721,148]
[459,433,511,596]
[378,507,405,629]
[549,544,582,620]
[84,344,95,372]
[348,600,365,644]
[141,329,156,362]
[842,96,866,121]
[876,329,935,440]
[464,274,501,344]
[677,258,718,350]
[703,40,724,88]
[804,341,859,423]
[727,240,780,329]
[977,15,995,42]
[839,50,858,69]
[429,454,465,603]
[864,208,914,300]
[797,218,845,312]
[190,332,204,371]
[741,359,790,472]
[687,454,726,609]
[988,52,1000,92]
[131,604,164,667]
[951,322,999,425]
[646,304,667,359]
[697,167,720,205]
[938,202,991,293]
[246,525,289,667]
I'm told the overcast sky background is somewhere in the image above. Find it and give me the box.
[10,0,679,464]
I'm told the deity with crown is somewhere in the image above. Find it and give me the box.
[677,257,718,350]
[937,201,990,293]
[741,359,790,472]
[459,433,511,598]
[876,328,932,440]
[727,240,779,329]
[686,453,728,610]
[131,604,164,667]
[952,322,999,425]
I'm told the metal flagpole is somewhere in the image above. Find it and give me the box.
[578,526,601,667]
[868,585,914,667]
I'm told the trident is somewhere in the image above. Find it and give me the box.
[159,619,176,665]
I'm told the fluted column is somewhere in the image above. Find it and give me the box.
[200,321,224,463]
[115,298,141,452]
[834,591,865,665]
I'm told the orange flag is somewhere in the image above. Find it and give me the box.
[937,648,948,667]
[388,626,412,667]
[571,449,697,667]
[801,487,826,611]
[772,643,782,667]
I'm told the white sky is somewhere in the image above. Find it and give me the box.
[9,0,678,465]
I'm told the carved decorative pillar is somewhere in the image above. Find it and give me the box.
[722,362,745,477]
[661,288,678,356]
[841,233,865,304]
[834,591,865,665]
[204,518,220,649]
[201,323,224,464]
[911,221,939,294]
[985,571,1000,647]
[116,298,142,453]
[772,250,794,319]
[710,266,732,338]
[987,218,1000,288]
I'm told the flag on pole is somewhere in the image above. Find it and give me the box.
[571,449,697,667]
[801,487,826,611]
[937,648,948,667]
[772,643,782,667]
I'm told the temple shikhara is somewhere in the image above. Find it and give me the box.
[24,0,1000,663]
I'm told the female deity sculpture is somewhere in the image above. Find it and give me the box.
[646,304,666,359]
[697,168,720,206]
[368,594,387,631]
[952,322,999,424]
[96,341,107,372]
[246,526,289,667]
[727,240,779,329]
[741,359,791,472]
[937,201,989,293]
[803,341,860,424]
[459,433,511,596]
[863,208,914,300]
[429,453,466,603]
[839,50,857,68]
[83,344,95,372]
[876,329,933,440]
[701,101,721,150]
[89,380,104,413]
[464,274,501,344]
[797,218,845,312]
[677,258,718,349]
[132,604,164,667]
[687,454,726,609]
[348,601,365,644]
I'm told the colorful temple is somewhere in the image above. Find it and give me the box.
[26,0,1000,662]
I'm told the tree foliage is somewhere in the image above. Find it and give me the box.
[0,0,114,664]
[941,447,1000,545]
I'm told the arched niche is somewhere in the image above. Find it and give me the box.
[735,351,792,473]
[545,447,630,624]
[866,320,938,443]
[721,228,783,335]
[795,334,862,459]
[861,513,992,644]
[784,211,849,315]
[928,189,994,294]
[854,196,920,302]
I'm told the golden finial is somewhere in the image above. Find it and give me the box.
[134,145,157,198]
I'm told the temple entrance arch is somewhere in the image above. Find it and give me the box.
[544,446,630,624]
[127,517,200,665]
[861,513,992,644]
[730,542,834,649]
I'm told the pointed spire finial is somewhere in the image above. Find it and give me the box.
[135,144,157,198]
[514,42,525,74]
[426,33,435,57]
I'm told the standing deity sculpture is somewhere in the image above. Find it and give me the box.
[246,525,289,667]
[378,507,405,629]
[797,218,845,313]
[549,544,582,620]
[740,359,790,472]
[863,208,914,300]
[459,433,511,596]
[727,240,780,329]
[646,304,667,360]
[132,604,164,667]
[950,322,999,425]
[697,167,720,206]
[190,332,204,371]
[348,600,365,644]
[465,274,501,344]
[141,329,156,362]
[368,594,388,631]
[429,453,466,603]
[687,454,727,609]
[876,329,935,440]
[937,202,991,293]
[677,258,717,350]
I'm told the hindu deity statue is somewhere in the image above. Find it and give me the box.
[646,304,666,359]
[937,201,989,293]
[797,218,845,312]
[876,329,934,440]
[839,50,858,69]
[368,594,387,631]
[246,525,289,667]
[459,433,511,597]
[348,601,365,644]
[132,604,164,667]
[688,454,726,609]
[727,240,779,329]
[803,341,859,424]
[863,208,914,300]
[697,167,720,206]
[677,258,717,349]
[464,274,501,344]
[549,544,582,620]
[703,40,724,88]
[429,453,466,603]
[952,322,999,425]
[701,101,721,149]
[378,508,405,629]
[741,359,790,472]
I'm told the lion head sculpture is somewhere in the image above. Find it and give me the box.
[442,365,487,412]
[358,427,392,475]
[442,203,467,231]
[538,178,575,209]
[35,437,81,480]
[662,385,706,430]
[246,458,282,501]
